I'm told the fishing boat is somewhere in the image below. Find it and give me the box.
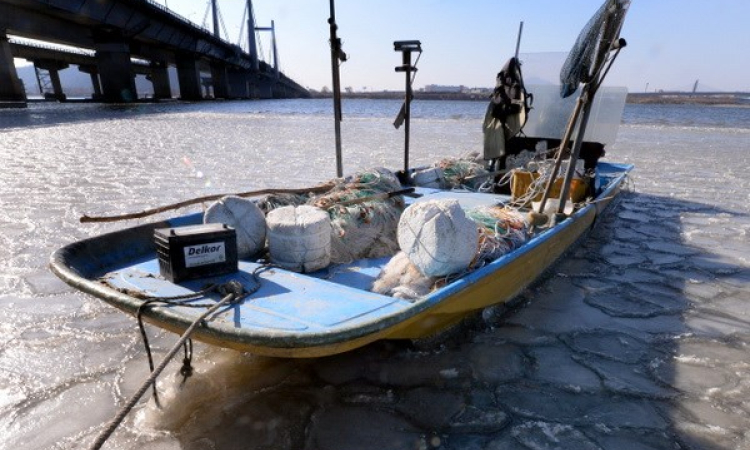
[50,0,632,359]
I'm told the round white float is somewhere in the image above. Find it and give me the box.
[266,205,332,273]
[204,196,266,258]
[397,199,478,277]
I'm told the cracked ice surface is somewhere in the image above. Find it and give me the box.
[2,102,750,449]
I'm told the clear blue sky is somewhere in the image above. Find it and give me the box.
[150,1,750,93]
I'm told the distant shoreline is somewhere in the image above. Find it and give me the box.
[309,91,750,106]
[625,92,750,105]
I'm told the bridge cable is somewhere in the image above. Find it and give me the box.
[200,1,211,31]
[217,7,230,43]
[238,5,248,50]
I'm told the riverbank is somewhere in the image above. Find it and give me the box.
[627,92,750,105]
[310,90,750,106]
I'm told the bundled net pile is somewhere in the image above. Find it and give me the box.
[465,206,529,267]
[251,169,406,265]
[371,252,437,300]
[439,156,490,190]
[308,168,405,263]
[372,203,530,301]
[412,153,490,191]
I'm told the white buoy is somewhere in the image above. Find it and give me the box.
[266,205,332,273]
[204,196,266,258]
[397,199,478,277]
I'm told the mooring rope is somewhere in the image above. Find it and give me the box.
[88,271,267,450]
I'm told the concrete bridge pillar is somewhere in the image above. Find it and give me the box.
[210,62,229,99]
[227,70,250,99]
[0,32,26,104]
[94,41,136,102]
[255,77,274,99]
[148,61,172,99]
[78,65,102,100]
[176,54,202,100]
[35,59,69,101]
[273,83,288,99]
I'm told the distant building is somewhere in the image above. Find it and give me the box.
[424,84,464,93]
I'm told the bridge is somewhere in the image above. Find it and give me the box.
[0,0,309,106]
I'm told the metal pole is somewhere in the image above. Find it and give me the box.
[328,0,344,177]
[514,21,524,59]
[403,51,412,173]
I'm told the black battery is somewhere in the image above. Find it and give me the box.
[154,223,238,283]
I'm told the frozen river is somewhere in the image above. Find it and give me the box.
[1,99,749,449]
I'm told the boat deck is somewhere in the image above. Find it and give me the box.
[101,189,511,334]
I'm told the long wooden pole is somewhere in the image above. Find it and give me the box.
[79,183,335,223]
[328,0,344,177]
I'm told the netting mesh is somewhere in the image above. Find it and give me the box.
[411,153,490,191]
[309,168,405,263]
[256,169,406,264]
[371,205,530,301]
[255,193,310,215]
[465,206,529,267]
[559,0,629,97]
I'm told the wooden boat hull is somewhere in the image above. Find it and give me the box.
[50,163,631,358]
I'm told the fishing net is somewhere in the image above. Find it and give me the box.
[509,158,588,207]
[371,205,529,300]
[411,153,490,191]
[255,193,310,215]
[465,206,529,267]
[371,252,436,301]
[308,168,405,263]
[559,0,630,97]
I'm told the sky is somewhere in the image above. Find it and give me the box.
[23,0,750,93]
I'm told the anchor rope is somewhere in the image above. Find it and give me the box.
[89,267,270,450]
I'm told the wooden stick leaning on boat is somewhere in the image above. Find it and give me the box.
[79,183,336,223]
[79,184,418,223]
